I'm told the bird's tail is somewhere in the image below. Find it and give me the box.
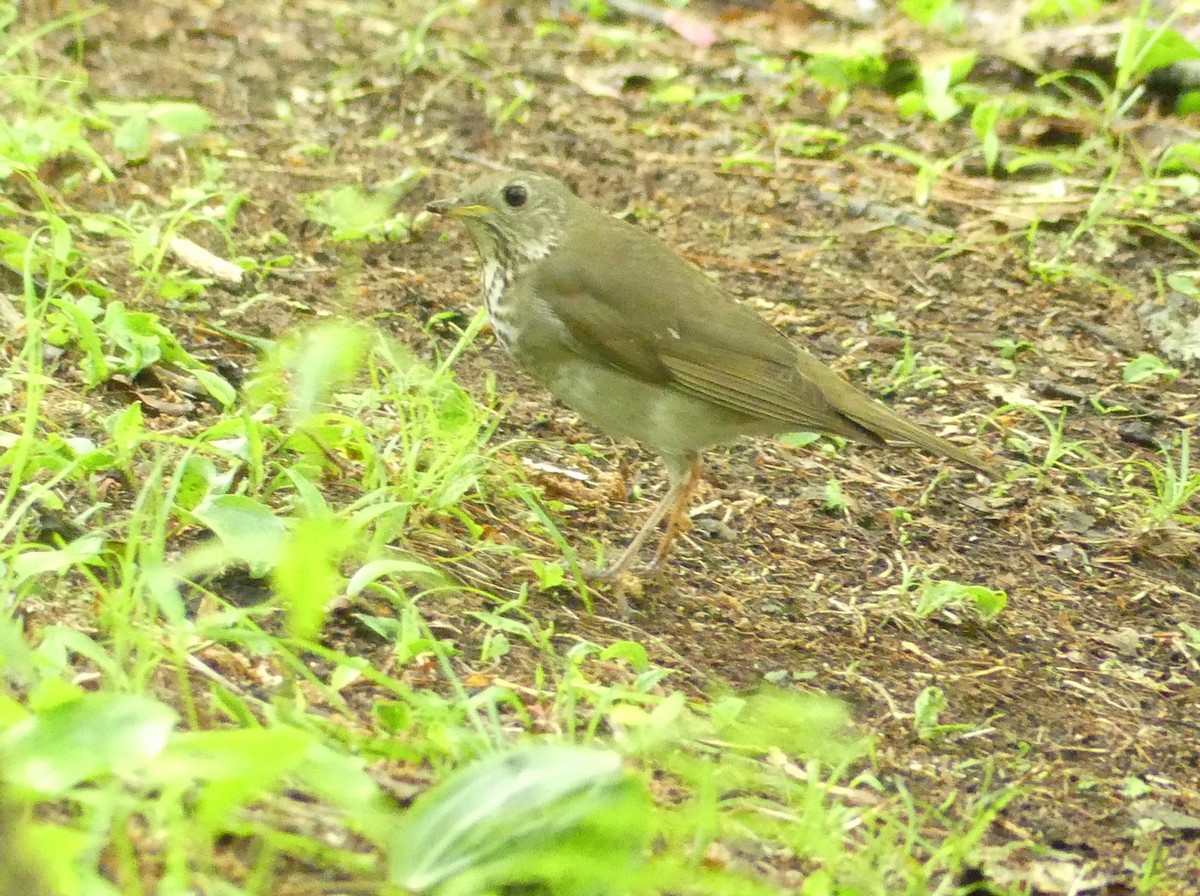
[796,352,1000,475]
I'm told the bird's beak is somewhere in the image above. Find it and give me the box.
[426,198,494,219]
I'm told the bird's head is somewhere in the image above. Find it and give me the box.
[427,171,572,270]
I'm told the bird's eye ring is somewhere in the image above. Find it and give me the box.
[502,184,528,208]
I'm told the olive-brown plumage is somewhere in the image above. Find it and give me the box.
[429,171,996,583]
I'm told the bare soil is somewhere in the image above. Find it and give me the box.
[23,1,1200,891]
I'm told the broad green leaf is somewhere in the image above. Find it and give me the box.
[346,558,440,596]
[106,401,144,460]
[11,534,106,583]
[1123,353,1180,384]
[190,367,237,407]
[390,745,650,894]
[600,640,649,672]
[0,694,176,794]
[113,111,152,158]
[297,184,412,241]
[150,727,312,834]
[915,579,1007,620]
[191,494,288,576]
[175,454,220,511]
[914,686,947,738]
[102,301,164,373]
[147,101,214,137]
[1122,27,1200,81]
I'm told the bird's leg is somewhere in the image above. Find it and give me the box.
[586,483,682,582]
[650,456,703,570]
[586,453,699,581]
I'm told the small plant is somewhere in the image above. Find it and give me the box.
[824,477,850,513]
[858,141,965,205]
[485,78,535,131]
[991,337,1037,373]
[1129,431,1200,528]
[880,337,944,396]
[1123,352,1180,384]
[1178,622,1200,659]
[912,578,1008,621]
[95,99,214,162]
[994,405,1092,471]
[883,563,1008,623]
[47,296,236,404]
[298,171,424,241]
[1109,3,1200,124]
[895,55,978,122]
[915,686,955,740]
[899,0,965,31]
[389,745,651,895]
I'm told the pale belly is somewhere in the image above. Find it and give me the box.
[486,290,782,456]
[537,356,780,456]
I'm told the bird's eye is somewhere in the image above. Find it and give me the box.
[502,184,528,208]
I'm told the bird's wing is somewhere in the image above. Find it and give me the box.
[531,217,886,444]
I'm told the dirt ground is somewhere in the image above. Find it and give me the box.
[27,0,1200,891]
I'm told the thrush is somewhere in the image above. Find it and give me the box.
[428,171,997,583]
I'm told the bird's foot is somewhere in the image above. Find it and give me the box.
[570,561,643,617]
[578,562,622,582]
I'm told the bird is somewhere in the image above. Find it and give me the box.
[427,170,997,588]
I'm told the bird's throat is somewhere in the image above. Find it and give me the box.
[477,238,556,351]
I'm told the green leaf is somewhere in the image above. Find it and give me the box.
[150,727,312,834]
[21,821,91,895]
[969,586,1008,619]
[921,65,961,121]
[914,686,947,739]
[0,694,176,794]
[346,558,439,596]
[715,690,854,760]
[191,494,289,577]
[915,579,1007,620]
[11,534,107,583]
[650,83,695,105]
[1123,352,1180,384]
[147,101,214,137]
[293,743,396,843]
[106,401,144,461]
[1164,273,1199,297]
[0,616,39,684]
[175,455,221,511]
[599,640,650,672]
[272,515,349,639]
[389,745,650,894]
[1178,91,1200,117]
[102,301,166,374]
[898,0,963,29]
[298,183,414,241]
[779,431,821,448]
[48,297,108,385]
[190,367,237,407]
[113,111,152,158]
[375,700,412,733]
[287,322,370,421]
[1179,622,1200,654]
[1121,776,1153,799]
[971,101,1003,172]
[823,477,848,512]
[1122,27,1200,81]
[530,558,566,589]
